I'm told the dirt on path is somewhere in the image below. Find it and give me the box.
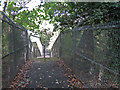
[10,59,84,88]
[26,60,69,88]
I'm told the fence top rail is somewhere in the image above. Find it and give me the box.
[0,11,27,32]
[76,52,120,76]
[77,20,120,31]
[61,20,120,33]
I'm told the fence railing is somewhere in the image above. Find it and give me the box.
[1,11,34,88]
[52,20,120,88]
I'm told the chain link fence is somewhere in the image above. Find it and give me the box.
[1,12,34,88]
[52,21,120,88]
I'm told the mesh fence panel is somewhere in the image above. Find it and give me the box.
[52,21,120,88]
[51,34,61,58]
[60,31,73,68]
[1,12,34,88]
[74,27,120,88]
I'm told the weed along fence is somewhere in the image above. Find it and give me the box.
[1,12,35,88]
[52,21,120,88]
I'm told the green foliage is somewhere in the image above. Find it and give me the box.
[5,2,41,31]
[43,2,120,31]
[4,2,120,32]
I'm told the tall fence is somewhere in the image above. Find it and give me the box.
[52,21,120,88]
[1,12,34,88]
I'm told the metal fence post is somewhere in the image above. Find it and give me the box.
[12,23,17,77]
[59,33,61,58]
[72,29,77,74]
[0,12,2,90]
[26,30,29,61]
[43,44,46,61]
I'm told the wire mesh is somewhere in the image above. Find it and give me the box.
[52,21,120,88]
[51,34,61,58]
[1,12,34,88]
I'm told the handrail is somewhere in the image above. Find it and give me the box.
[2,44,28,59]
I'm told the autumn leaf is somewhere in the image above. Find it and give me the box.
[40,77,42,80]
[71,83,74,86]
[71,78,75,82]
[56,81,59,84]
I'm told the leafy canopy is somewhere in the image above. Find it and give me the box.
[43,2,120,31]
[4,2,120,32]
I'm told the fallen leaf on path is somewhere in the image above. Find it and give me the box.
[9,60,32,88]
[57,60,85,88]
[38,68,41,70]
[48,76,51,78]
[71,83,75,86]
[56,81,59,84]
[71,78,75,82]
[40,77,42,80]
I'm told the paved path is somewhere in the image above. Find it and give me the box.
[26,60,70,88]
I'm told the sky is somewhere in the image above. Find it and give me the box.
[26,0,41,10]
[0,0,42,13]
[13,0,54,33]
[25,0,54,33]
